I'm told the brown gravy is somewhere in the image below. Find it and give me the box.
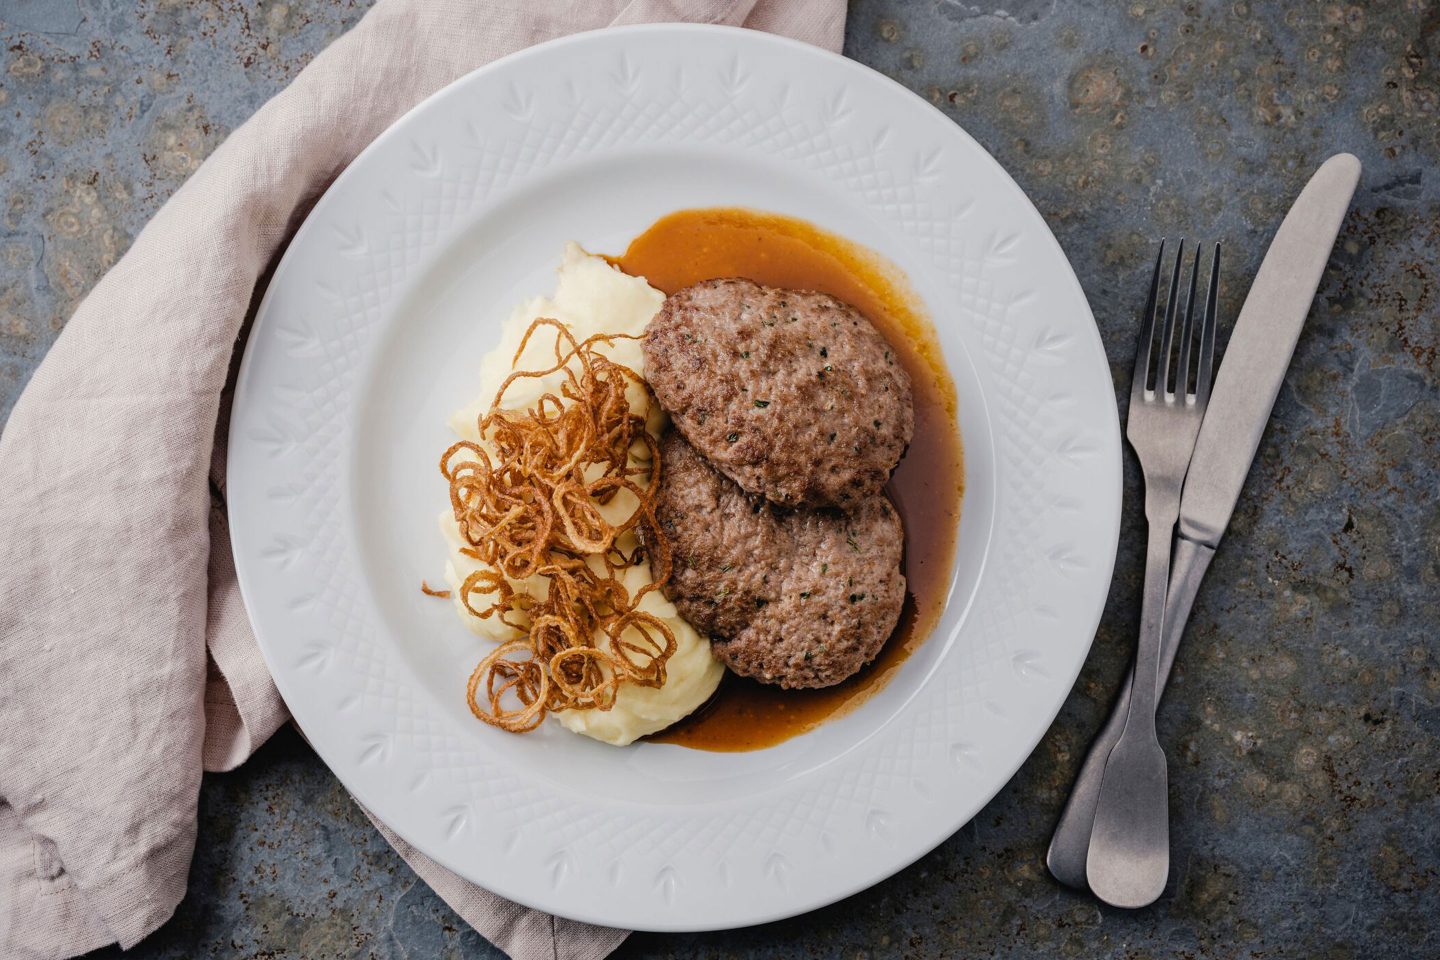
[610,208,964,752]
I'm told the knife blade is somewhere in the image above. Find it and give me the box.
[1179,152,1361,546]
[1047,152,1362,890]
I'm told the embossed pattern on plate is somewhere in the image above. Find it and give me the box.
[228,25,1121,931]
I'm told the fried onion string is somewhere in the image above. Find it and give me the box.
[446,319,674,732]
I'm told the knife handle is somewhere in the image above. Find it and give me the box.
[1046,534,1217,889]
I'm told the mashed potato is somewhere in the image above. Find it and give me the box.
[440,243,723,745]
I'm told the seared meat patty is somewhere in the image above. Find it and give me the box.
[643,278,914,510]
[654,430,906,689]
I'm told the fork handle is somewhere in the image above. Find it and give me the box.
[1046,535,1216,889]
[1079,511,1179,907]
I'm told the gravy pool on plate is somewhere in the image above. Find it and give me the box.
[610,208,965,752]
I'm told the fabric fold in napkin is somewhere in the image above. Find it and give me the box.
[0,2,844,958]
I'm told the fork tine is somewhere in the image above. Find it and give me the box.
[1155,239,1185,397]
[1197,242,1221,403]
[1176,242,1201,398]
[1131,241,1166,405]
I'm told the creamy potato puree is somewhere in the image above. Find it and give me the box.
[440,243,723,745]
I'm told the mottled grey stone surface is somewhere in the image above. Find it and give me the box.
[2,0,1436,957]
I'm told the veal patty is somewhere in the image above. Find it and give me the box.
[654,430,906,689]
[642,278,914,510]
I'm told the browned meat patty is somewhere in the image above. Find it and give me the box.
[642,278,914,510]
[654,430,906,689]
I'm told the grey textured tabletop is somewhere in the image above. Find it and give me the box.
[3,1,1437,957]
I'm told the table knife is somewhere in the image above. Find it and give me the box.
[1047,152,1362,890]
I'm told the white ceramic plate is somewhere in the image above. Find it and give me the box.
[229,24,1121,931]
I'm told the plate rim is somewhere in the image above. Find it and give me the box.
[229,22,1122,931]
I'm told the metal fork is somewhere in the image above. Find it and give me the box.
[1082,240,1220,909]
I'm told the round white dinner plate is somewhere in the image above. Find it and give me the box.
[229,24,1121,931]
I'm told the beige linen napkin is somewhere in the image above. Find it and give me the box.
[0,2,844,958]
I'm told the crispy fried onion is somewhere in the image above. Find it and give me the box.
[442,318,675,732]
